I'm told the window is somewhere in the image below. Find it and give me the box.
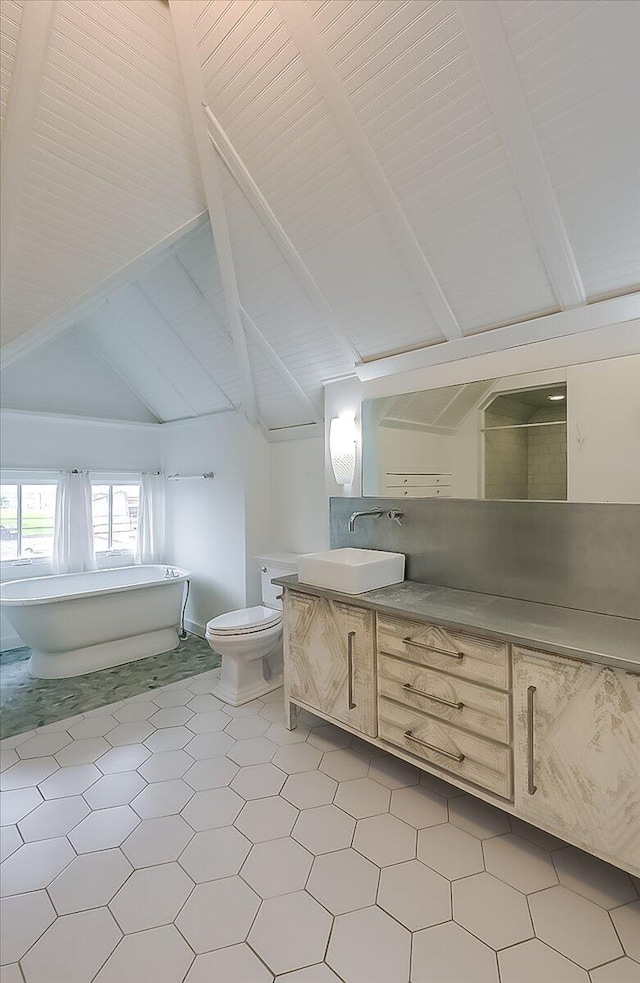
[91,483,139,553]
[0,483,58,561]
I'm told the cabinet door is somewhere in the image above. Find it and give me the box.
[284,591,376,737]
[513,647,640,874]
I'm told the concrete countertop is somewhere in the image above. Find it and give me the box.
[273,576,640,673]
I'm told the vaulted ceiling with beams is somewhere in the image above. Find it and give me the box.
[1,0,639,435]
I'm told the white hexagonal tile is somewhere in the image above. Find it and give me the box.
[293,805,355,855]
[187,695,224,713]
[148,707,193,729]
[389,784,448,828]
[271,743,322,775]
[185,757,239,791]
[184,944,272,983]
[453,871,533,949]
[264,722,311,746]
[96,745,150,775]
[84,771,147,808]
[529,885,624,969]
[225,715,270,739]
[320,749,369,782]
[334,777,390,819]
[144,726,193,752]
[122,815,194,868]
[138,749,193,783]
[281,771,337,810]
[235,796,298,843]
[242,836,313,899]
[106,722,155,747]
[184,731,235,760]
[17,795,89,842]
[152,688,193,708]
[228,737,277,766]
[0,825,22,862]
[186,710,231,734]
[85,701,125,719]
[231,763,286,800]
[449,794,511,839]
[55,738,110,767]
[483,833,558,893]
[273,966,342,982]
[508,815,566,851]
[0,748,18,773]
[498,938,590,983]
[327,905,411,983]
[187,674,220,697]
[68,805,139,853]
[259,702,285,724]
[131,779,193,818]
[109,862,194,932]
[0,787,43,826]
[249,891,332,976]
[179,826,251,882]
[113,702,158,723]
[367,754,420,790]
[611,900,640,962]
[48,849,132,914]
[353,813,416,867]
[20,908,122,983]
[307,724,351,752]
[412,921,499,983]
[2,758,59,790]
[0,890,56,964]
[181,787,244,831]
[176,876,260,953]
[68,716,118,740]
[17,733,71,759]
[38,763,100,799]
[378,859,450,930]
[225,699,264,718]
[93,924,194,983]
[417,822,484,880]
[552,846,638,908]
[307,848,378,914]
[1,730,36,750]
[0,836,74,896]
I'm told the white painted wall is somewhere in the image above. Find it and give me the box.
[270,437,327,554]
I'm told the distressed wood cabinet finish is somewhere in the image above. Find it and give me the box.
[513,646,640,876]
[283,590,376,737]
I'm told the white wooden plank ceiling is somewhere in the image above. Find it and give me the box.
[0,0,638,433]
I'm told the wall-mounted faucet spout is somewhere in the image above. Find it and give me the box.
[348,508,404,533]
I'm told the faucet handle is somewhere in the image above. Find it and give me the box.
[387,509,404,526]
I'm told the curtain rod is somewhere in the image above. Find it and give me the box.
[0,468,159,476]
[167,472,215,481]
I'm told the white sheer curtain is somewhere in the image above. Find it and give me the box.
[136,472,166,564]
[52,470,96,574]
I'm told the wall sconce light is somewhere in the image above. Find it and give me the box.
[329,414,358,485]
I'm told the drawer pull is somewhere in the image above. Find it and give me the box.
[404,730,465,762]
[527,685,537,796]
[347,631,357,710]
[402,683,464,711]
[403,637,464,660]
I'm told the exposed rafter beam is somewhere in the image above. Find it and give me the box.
[356,293,640,381]
[203,107,360,364]
[456,0,586,310]
[168,0,258,426]
[1,0,56,289]
[275,0,462,342]
[0,211,210,369]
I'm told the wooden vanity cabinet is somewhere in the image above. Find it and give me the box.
[283,590,376,737]
[513,647,640,875]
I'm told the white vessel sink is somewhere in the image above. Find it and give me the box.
[298,548,405,595]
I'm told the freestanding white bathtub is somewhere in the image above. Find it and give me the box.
[0,565,190,679]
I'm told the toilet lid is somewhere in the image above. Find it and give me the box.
[206,605,282,635]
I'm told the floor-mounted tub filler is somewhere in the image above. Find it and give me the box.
[0,565,189,678]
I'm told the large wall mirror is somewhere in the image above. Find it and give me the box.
[361,354,640,503]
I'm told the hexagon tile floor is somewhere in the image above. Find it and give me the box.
[1,670,639,983]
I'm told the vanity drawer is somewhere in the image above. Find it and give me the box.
[379,653,510,744]
[378,616,510,691]
[379,697,512,799]
[384,474,451,488]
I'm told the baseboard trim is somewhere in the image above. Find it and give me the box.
[185,619,206,639]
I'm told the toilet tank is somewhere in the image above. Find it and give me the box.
[256,553,299,610]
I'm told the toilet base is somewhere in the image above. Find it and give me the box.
[213,672,283,707]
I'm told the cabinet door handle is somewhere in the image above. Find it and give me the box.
[403,637,464,660]
[527,685,537,795]
[404,730,465,763]
[402,683,464,711]
[347,631,357,710]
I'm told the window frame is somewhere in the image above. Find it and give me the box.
[90,475,140,558]
[0,474,59,565]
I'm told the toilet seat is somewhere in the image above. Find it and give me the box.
[206,605,282,637]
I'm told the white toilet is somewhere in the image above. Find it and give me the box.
[205,553,298,707]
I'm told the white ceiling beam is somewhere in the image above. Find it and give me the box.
[456,0,586,310]
[275,0,462,343]
[0,211,210,369]
[1,0,56,290]
[356,293,640,382]
[203,107,360,364]
[168,0,258,427]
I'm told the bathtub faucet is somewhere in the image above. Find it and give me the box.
[165,567,180,578]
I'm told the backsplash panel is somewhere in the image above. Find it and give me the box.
[330,498,640,620]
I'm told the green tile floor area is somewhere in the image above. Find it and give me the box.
[0,635,220,739]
